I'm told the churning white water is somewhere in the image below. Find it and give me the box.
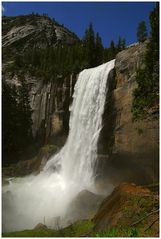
[3,60,115,232]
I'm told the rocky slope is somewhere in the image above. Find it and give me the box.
[2,14,79,60]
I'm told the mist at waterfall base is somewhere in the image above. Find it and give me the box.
[3,60,115,233]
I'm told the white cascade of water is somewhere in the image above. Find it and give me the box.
[44,59,115,188]
[3,60,115,232]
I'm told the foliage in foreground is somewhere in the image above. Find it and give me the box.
[3,220,93,237]
[3,223,155,237]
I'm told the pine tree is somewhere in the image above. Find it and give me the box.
[121,39,126,50]
[108,40,116,60]
[116,37,126,53]
[137,21,148,43]
[117,36,122,51]
[95,32,104,66]
[145,3,159,95]
[145,3,159,75]
[83,23,95,67]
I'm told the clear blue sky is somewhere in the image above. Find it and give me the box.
[2,2,156,47]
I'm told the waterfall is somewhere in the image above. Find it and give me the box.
[3,60,115,232]
[44,59,115,188]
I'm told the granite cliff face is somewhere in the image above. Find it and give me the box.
[30,74,77,142]
[4,71,77,146]
[98,42,159,186]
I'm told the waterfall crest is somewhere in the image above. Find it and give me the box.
[3,60,115,232]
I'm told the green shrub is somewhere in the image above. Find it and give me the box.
[93,226,139,237]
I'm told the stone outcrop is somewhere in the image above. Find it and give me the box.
[97,42,159,185]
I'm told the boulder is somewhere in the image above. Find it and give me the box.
[34,223,48,230]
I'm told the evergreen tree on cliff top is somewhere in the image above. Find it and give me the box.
[108,40,116,60]
[137,21,148,43]
[83,23,96,67]
[95,32,104,66]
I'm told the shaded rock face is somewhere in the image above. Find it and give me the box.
[2,144,58,178]
[93,183,159,236]
[28,74,77,143]
[97,43,159,185]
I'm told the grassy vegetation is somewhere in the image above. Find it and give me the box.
[3,223,156,237]
[92,227,139,237]
[3,220,94,237]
